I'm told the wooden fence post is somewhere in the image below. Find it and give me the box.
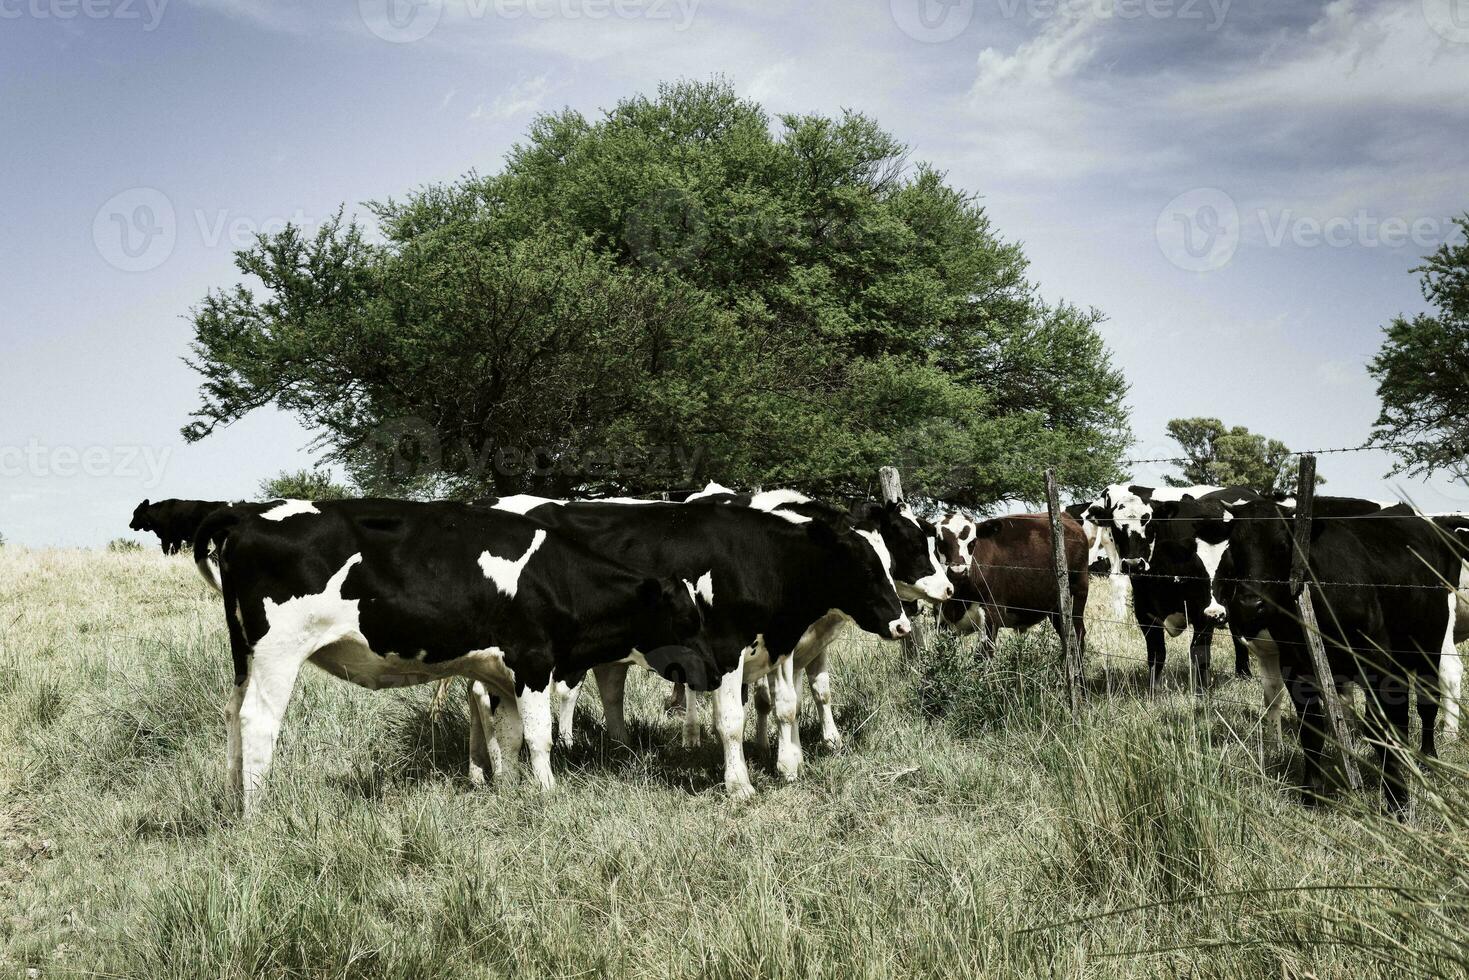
[1290,454,1363,794]
[1046,468,1084,719]
[879,466,922,657]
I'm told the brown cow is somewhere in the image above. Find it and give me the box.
[937,513,1088,657]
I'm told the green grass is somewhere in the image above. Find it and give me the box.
[3,548,1469,977]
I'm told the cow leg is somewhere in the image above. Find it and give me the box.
[1418,672,1440,761]
[752,677,773,751]
[666,681,687,715]
[805,650,841,751]
[771,655,802,781]
[1144,625,1167,694]
[467,680,497,787]
[592,662,631,745]
[1247,638,1286,749]
[1188,622,1213,696]
[981,616,1000,658]
[553,675,582,749]
[1440,609,1461,739]
[1366,671,1413,817]
[225,680,245,802]
[683,690,703,747]
[236,635,310,816]
[711,665,754,800]
[516,683,555,791]
[489,688,523,786]
[1232,632,1252,679]
[1285,666,1328,806]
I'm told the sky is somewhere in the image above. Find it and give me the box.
[2,0,1467,547]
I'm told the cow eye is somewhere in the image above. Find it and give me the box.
[1141,514,1150,524]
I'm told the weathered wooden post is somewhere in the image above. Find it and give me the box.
[1046,468,1084,719]
[1290,453,1363,794]
[879,466,922,657]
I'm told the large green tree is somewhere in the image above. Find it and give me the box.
[1163,417,1311,495]
[1369,214,1469,478]
[185,79,1130,503]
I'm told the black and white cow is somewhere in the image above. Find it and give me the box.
[1224,499,1469,814]
[673,486,952,751]
[481,496,910,796]
[514,485,948,759]
[1163,495,1457,742]
[193,498,718,815]
[131,498,232,554]
[1082,484,1259,690]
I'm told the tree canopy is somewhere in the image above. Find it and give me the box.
[1163,417,1311,496]
[184,79,1130,505]
[1369,214,1469,480]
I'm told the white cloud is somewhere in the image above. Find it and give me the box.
[469,74,554,123]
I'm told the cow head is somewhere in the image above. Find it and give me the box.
[1098,484,1160,573]
[629,577,720,690]
[809,520,911,640]
[850,500,953,603]
[1148,498,1237,622]
[130,499,155,532]
[933,510,979,573]
[1221,500,1298,637]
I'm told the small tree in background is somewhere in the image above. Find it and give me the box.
[107,538,143,553]
[1370,214,1469,480]
[259,469,353,502]
[1163,417,1314,495]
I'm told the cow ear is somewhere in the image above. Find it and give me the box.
[140,498,150,508]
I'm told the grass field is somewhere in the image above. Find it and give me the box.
[4,546,1469,978]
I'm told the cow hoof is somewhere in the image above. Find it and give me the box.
[556,733,574,750]
[682,729,703,749]
[727,781,756,801]
[822,732,843,752]
[468,764,488,788]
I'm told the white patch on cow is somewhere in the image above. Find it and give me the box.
[1162,611,1187,637]
[261,499,320,521]
[477,529,546,598]
[857,529,898,594]
[687,481,735,500]
[750,488,811,511]
[489,494,559,514]
[1196,538,1230,620]
[909,533,952,603]
[236,554,363,813]
[1441,586,1462,738]
[693,570,715,607]
[939,512,979,570]
[897,503,923,530]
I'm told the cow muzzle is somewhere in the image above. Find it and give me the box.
[1204,601,1227,623]
[909,573,953,603]
[889,615,912,640]
[1120,558,1148,574]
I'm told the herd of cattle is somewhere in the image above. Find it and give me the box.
[127,480,1469,817]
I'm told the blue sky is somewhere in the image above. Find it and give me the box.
[2,0,1467,546]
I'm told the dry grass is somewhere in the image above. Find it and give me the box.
[2,547,1468,978]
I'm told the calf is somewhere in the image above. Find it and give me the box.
[194,498,716,815]
[1225,499,1469,814]
[131,498,231,554]
[936,513,1088,659]
[481,498,909,796]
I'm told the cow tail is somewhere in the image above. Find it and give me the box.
[193,510,241,595]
